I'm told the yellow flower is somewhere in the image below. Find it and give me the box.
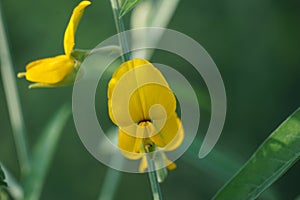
[108,58,184,172]
[17,1,91,88]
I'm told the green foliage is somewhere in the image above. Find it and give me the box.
[1,0,300,199]
[130,0,180,60]
[23,104,71,200]
[0,0,30,175]
[71,49,90,63]
[120,0,142,17]
[0,189,13,200]
[0,165,7,187]
[0,166,12,200]
[214,108,300,200]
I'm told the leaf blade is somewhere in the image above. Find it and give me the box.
[120,0,141,17]
[213,108,300,200]
[23,104,71,200]
[0,1,30,175]
[130,0,180,59]
[0,165,7,187]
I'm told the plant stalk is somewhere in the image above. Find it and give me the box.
[145,144,163,200]
[146,154,163,200]
[109,0,131,62]
[0,1,30,176]
[108,1,163,199]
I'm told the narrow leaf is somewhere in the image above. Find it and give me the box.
[120,0,141,17]
[0,0,30,175]
[23,104,71,200]
[0,163,24,199]
[214,107,300,200]
[0,165,7,187]
[97,129,123,200]
[0,166,13,200]
[0,188,14,200]
[185,140,280,199]
[97,154,124,200]
[130,0,180,59]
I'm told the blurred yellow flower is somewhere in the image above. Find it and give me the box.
[17,1,91,88]
[108,58,184,172]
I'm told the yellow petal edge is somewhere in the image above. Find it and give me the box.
[64,1,91,56]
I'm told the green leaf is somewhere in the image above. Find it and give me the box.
[23,104,71,200]
[0,165,7,187]
[0,163,24,199]
[130,0,180,59]
[0,166,12,200]
[213,107,300,200]
[0,188,13,200]
[120,0,142,17]
[0,1,30,175]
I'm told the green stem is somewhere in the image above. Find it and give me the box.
[145,145,163,200]
[110,0,131,61]
[0,2,30,176]
[146,155,163,200]
[109,1,162,199]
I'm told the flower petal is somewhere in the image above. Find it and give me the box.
[130,84,176,124]
[25,55,74,84]
[139,156,147,172]
[163,153,177,170]
[118,128,143,160]
[108,59,176,128]
[64,1,91,56]
[150,113,184,150]
[118,122,157,160]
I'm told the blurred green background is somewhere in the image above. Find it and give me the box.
[0,0,300,199]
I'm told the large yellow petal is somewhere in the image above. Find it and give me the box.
[108,59,170,99]
[118,122,158,160]
[25,55,74,84]
[150,113,184,150]
[163,153,177,170]
[64,1,91,56]
[129,84,176,124]
[164,117,184,151]
[108,59,176,128]
[118,128,144,160]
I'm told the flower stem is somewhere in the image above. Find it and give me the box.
[145,146,163,200]
[108,1,162,199]
[0,2,30,176]
[109,0,131,62]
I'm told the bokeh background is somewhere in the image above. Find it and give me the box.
[0,0,300,199]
